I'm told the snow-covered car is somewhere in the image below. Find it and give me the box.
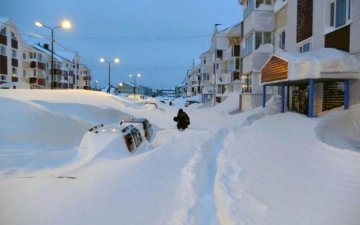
[88,118,153,153]
[184,100,200,107]
[120,118,153,141]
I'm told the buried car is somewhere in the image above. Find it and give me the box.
[88,118,153,153]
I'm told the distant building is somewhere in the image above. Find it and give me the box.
[0,18,91,89]
[186,23,242,104]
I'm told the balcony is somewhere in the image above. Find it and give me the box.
[200,65,212,74]
[243,10,274,36]
[29,77,45,86]
[11,76,18,82]
[82,76,91,81]
[30,61,46,70]
[0,35,6,45]
[52,82,68,89]
[242,44,273,74]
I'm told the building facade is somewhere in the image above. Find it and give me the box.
[261,0,360,117]
[0,18,91,90]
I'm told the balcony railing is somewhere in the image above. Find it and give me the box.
[29,77,45,86]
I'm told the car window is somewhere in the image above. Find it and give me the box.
[124,133,135,152]
[131,128,142,147]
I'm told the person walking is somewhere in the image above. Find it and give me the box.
[173,108,190,130]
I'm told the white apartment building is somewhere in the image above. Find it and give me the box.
[238,0,275,111]
[261,0,360,117]
[186,23,241,105]
[0,18,91,90]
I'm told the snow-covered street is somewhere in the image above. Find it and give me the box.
[1,90,360,225]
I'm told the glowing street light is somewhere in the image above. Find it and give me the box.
[35,19,72,89]
[100,57,120,93]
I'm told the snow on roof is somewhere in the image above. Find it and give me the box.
[0,18,9,24]
[274,48,360,81]
[56,51,76,63]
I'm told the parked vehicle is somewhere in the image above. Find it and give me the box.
[120,118,153,141]
[88,118,153,153]
[184,100,200,107]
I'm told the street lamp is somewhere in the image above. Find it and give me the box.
[95,80,98,90]
[100,57,120,93]
[35,20,71,89]
[129,73,141,99]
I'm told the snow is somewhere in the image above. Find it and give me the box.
[269,48,360,84]
[1,89,360,225]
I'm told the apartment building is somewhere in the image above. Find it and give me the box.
[0,18,91,90]
[186,23,241,104]
[261,0,360,117]
[238,0,275,111]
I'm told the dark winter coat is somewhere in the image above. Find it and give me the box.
[173,109,190,130]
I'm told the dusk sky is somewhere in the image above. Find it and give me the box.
[0,0,242,89]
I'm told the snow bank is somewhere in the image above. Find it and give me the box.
[1,89,360,225]
[316,104,360,152]
[215,111,360,225]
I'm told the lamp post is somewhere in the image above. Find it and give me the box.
[95,80,98,90]
[35,20,71,89]
[100,57,120,93]
[129,73,141,99]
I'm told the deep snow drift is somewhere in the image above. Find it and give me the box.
[0,90,359,225]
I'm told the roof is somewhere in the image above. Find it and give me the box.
[0,18,9,25]
[262,48,360,84]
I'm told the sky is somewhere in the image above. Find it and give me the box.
[0,0,242,89]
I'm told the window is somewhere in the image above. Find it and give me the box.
[216,50,223,60]
[0,45,5,55]
[329,0,351,28]
[299,41,312,53]
[276,29,286,50]
[33,69,36,77]
[124,133,135,152]
[12,49,17,58]
[232,44,240,57]
[244,0,272,18]
[241,74,252,93]
[255,32,272,50]
[23,53,27,60]
[12,67,17,76]
[37,54,42,62]
[0,27,6,36]
[203,57,207,64]
[11,32,17,40]
[23,70,27,78]
[30,52,36,59]
[244,33,254,56]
